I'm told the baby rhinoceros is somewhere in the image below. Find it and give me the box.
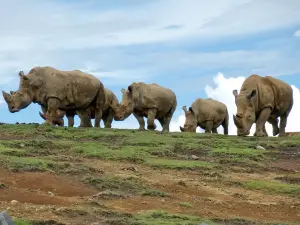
[111,82,177,133]
[180,98,229,135]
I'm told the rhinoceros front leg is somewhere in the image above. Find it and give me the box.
[94,109,103,128]
[147,108,157,130]
[254,108,272,137]
[103,110,113,128]
[212,128,218,134]
[133,112,145,131]
[45,98,61,126]
[262,125,268,137]
[205,121,213,133]
[77,109,93,127]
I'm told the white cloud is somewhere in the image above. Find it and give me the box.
[0,0,299,85]
[294,30,300,37]
[201,73,300,136]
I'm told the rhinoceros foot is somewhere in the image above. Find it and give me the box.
[254,130,267,137]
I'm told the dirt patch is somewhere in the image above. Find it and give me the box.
[269,159,300,172]
[274,176,300,185]
[0,169,98,205]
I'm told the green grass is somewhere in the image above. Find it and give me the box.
[242,180,300,196]
[133,210,217,225]
[146,158,214,169]
[1,156,58,172]
[141,189,169,197]
[179,202,193,208]
[14,219,31,225]
[211,147,263,156]
[83,175,146,195]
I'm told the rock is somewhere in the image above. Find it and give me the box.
[0,211,15,225]
[256,145,266,150]
[19,143,25,148]
[10,200,18,205]
[176,180,187,187]
[121,166,138,171]
[191,155,199,160]
[48,191,55,196]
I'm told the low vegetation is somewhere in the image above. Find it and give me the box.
[0,124,299,225]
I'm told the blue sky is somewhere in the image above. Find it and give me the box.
[0,0,300,134]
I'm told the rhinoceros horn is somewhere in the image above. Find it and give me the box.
[233,114,237,125]
[180,126,185,132]
[39,111,47,120]
[2,91,11,102]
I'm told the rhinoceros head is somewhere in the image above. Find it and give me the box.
[111,86,135,121]
[39,110,65,126]
[232,89,256,136]
[2,71,33,113]
[180,106,197,132]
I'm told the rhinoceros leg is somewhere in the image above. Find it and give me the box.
[77,109,92,127]
[254,108,272,137]
[103,110,113,128]
[133,112,146,131]
[212,128,218,134]
[263,125,268,137]
[279,115,288,137]
[222,116,229,135]
[158,118,164,128]
[205,121,213,133]
[147,109,157,130]
[67,116,75,127]
[94,108,103,128]
[45,98,61,126]
[161,102,177,134]
[267,115,279,136]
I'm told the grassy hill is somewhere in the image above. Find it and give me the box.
[0,124,299,225]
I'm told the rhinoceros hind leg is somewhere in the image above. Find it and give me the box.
[267,115,279,136]
[278,115,288,137]
[147,108,157,130]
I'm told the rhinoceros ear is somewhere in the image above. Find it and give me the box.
[247,89,256,100]
[128,85,133,92]
[189,107,194,114]
[182,106,187,113]
[232,89,238,97]
[121,88,126,94]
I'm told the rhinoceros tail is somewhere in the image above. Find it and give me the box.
[223,107,229,135]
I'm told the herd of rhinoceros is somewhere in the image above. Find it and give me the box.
[1,66,294,137]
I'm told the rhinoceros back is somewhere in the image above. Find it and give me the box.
[264,76,293,114]
[192,98,227,122]
[133,82,176,114]
[28,67,100,110]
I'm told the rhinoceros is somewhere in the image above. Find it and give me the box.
[39,88,119,128]
[2,66,106,127]
[111,82,177,133]
[232,74,293,137]
[180,98,229,134]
